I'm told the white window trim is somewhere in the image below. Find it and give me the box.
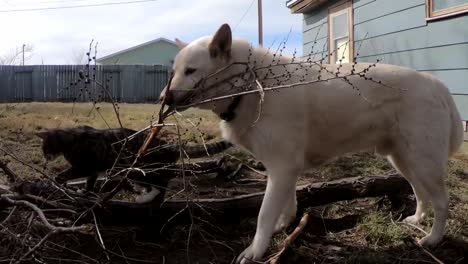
[328,1,354,64]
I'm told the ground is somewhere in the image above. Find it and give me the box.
[0,102,467,263]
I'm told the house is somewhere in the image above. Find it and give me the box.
[287,0,468,132]
[97,37,180,66]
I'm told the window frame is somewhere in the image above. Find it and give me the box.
[328,0,354,64]
[426,0,468,21]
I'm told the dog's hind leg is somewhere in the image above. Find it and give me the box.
[388,146,449,247]
[387,155,429,224]
[237,166,299,264]
[418,172,449,247]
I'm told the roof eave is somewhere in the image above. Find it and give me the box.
[287,0,329,14]
[97,37,178,62]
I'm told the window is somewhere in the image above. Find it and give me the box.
[328,1,353,64]
[426,0,468,20]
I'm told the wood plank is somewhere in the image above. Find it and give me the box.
[352,0,376,9]
[356,43,468,70]
[355,14,468,54]
[354,0,424,25]
[453,95,468,121]
[354,5,427,41]
[422,69,468,95]
[303,37,328,56]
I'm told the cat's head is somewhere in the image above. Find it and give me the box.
[35,130,63,161]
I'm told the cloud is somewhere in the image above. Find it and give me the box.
[0,0,302,64]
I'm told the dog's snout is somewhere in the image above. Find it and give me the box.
[159,86,173,105]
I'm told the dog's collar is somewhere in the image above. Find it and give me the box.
[219,96,242,122]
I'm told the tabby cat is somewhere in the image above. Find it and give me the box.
[36,126,232,202]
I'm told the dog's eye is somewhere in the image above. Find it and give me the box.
[184,67,197,75]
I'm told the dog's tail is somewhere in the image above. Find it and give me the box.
[447,93,464,156]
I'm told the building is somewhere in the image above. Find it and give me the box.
[287,0,468,130]
[97,37,180,66]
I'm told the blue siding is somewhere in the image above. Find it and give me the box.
[303,7,329,60]
[354,5,427,41]
[302,0,468,120]
[353,0,424,24]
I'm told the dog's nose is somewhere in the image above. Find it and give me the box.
[159,86,173,105]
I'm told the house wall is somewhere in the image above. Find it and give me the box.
[302,0,468,120]
[98,41,180,66]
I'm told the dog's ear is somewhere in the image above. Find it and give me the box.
[174,38,188,49]
[209,24,232,59]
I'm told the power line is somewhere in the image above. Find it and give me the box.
[233,0,256,32]
[0,0,159,12]
[36,0,105,4]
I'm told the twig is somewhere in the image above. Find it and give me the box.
[175,111,210,156]
[181,72,370,110]
[1,196,92,262]
[409,239,445,264]
[1,205,16,225]
[137,76,173,157]
[397,221,429,235]
[92,210,110,261]
[1,196,90,233]
[252,78,265,124]
[267,213,309,264]
[17,231,53,263]
[226,163,243,180]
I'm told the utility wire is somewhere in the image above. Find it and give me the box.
[36,0,104,4]
[233,0,256,32]
[0,0,158,12]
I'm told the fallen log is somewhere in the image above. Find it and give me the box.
[0,173,413,225]
[104,174,412,224]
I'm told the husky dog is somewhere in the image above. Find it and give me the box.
[159,24,463,263]
[36,126,232,202]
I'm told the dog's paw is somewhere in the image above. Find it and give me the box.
[418,234,442,248]
[236,238,270,264]
[403,214,423,225]
[236,245,258,264]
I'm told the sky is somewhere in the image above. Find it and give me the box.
[0,0,303,65]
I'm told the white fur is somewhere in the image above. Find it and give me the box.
[135,187,160,204]
[162,25,463,263]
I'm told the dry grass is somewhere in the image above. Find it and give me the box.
[0,102,221,141]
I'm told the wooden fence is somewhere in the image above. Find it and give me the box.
[0,65,170,103]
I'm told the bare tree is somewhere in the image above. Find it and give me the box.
[69,48,88,65]
[0,44,34,65]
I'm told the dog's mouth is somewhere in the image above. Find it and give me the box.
[164,89,197,112]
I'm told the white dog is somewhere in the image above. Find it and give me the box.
[160,24,463,263]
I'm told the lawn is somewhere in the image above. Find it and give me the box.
[0,102,467,263]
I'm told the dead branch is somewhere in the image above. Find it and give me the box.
[0,195,91,233]
[267,213,309,264]
[159,174,410,217]
[97,174,412,226]
[1,174,412,226]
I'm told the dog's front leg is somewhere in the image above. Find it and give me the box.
[237,167,299,264]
